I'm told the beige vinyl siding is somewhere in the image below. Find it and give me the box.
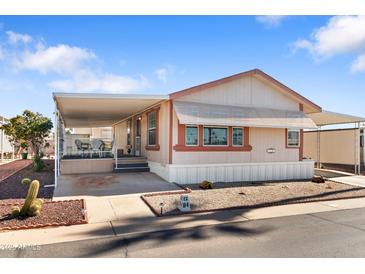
[250,128,298,162]
[113,121,128,154]
[303,129,357,165]
[113,101,170,164]
[171,113,299,165]
[143,101,170,165]
[176,75,298,111]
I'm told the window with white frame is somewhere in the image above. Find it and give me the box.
[232,127,243,146]
[203,127,228,146]
[185,126,198,146]
[287,129,300,147]
[147,111,157,146]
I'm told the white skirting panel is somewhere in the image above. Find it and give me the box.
[148,160,314,184]
[148,161,170,182]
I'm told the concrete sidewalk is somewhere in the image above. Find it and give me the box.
[2,195,365,246]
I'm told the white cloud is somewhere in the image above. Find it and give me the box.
[293,16,365,58]
[1,29,152,93]
[0,46,4,60]
[256,16,287,27]
[6,30,33,44]
[293,16,365,73]
[351,54,365,73]
[155,68,168,83]
[13,44,96,75]
[49,72,150,93]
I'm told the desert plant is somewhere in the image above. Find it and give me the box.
[1,110,52,171]
[11,179,43,217]
[199,180,213,189]
[32,153,45,172]
[21,178,31,185]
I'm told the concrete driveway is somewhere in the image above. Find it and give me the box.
[53,172,180,198]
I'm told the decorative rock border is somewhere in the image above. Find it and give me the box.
[141,191,365,217]
[0,199,88,231]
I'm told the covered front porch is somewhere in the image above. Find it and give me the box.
[53,92,168,181]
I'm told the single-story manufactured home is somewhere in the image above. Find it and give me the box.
[54,69,324,184]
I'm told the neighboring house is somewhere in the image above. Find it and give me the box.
[0,115,15,161]
[54,69,322,184]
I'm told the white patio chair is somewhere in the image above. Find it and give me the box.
[90,139,104,158]
[75,139,88,158]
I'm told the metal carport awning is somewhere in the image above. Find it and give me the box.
[307,110,365,175]
[53,93,169,127]
[173,100,318,129]
[307,110,365,126]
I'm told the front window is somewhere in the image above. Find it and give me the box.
[287,129,300,147]
[232,127,243,146]
[185,126,198,146]
[204,127,228,146]
[147,111,157,146]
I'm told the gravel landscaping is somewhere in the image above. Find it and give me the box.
[0,159,54,204]
[0,200,87,231]
[142,180,365,216]
[0,160,88,231]
[0,160,32,182]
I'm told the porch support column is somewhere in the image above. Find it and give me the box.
[54,104,59,187]
[355,122,361,175]
[0,116,4,162]
[317,126,321,168]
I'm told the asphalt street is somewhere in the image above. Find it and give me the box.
[2,207,365,257]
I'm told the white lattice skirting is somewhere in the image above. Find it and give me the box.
[148,160,315,184]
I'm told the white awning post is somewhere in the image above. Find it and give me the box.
[355,122,361,175]
[317,126,321,169]
[54,104,58,187]
[0,116,4,162]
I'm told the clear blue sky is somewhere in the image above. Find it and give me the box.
[0,16,364,120]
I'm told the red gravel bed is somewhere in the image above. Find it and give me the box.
[0,160,54,204]
[0,199,87,231]
[0,160,32,182]
[142,180,365,216]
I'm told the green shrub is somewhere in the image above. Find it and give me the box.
[32,153,45,172]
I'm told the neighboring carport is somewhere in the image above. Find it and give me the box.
[306,111,365,174]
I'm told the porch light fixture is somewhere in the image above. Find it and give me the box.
[138,116,142,120]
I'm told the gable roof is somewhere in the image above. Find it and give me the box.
[169,69,322,114]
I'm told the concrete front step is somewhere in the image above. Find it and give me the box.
[114,157,148,164]
[113,167,150,173]
[115,163,149,168]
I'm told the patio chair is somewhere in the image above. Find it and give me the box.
[75,139,88,158]
[90,139,104,158]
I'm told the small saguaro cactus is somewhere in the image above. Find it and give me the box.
[11,179,44,217]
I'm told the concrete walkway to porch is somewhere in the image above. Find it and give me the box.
[53,172,180,198]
